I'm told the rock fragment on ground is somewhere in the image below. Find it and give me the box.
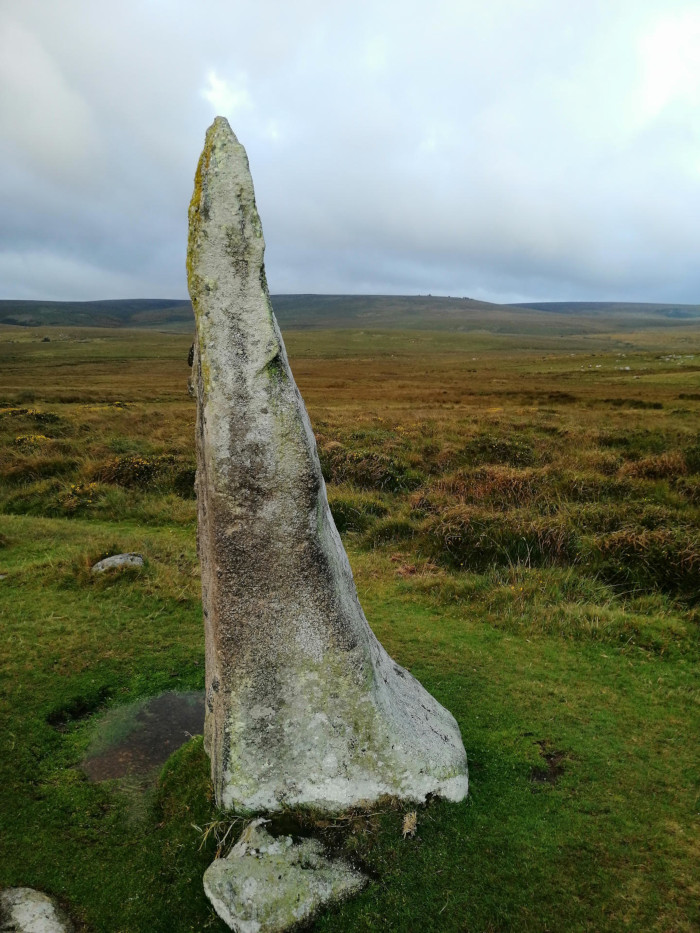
[187,116,468,813]
[0,888,74,933]
[91,553,143,573]
[203,820,367,933]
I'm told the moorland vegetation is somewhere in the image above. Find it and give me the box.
[0,321,698,931]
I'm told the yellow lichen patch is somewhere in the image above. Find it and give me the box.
[186,123,213,300]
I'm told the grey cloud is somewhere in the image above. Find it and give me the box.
[1,0,699,302]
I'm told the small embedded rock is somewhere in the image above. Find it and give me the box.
[203,819,367,933]
[90,553,144,573]
[0,888,74,933]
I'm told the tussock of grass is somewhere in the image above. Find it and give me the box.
[327,486,388,533]
[423,506,579,571]
[319,442,423,491]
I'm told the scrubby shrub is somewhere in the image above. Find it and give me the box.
[597,428,668,457]
[13,434,52,451]
[425,506,579,571]
[589,528,700,600]
[2,455,79,485]
[683,438,700,473]
[0,407,60,425]
[462,434,539,467]
[328,488,387,533]
[570,502,690,535]
[674,476,700,504]
[603,398,663,410]
[568,504,627,535]
[363,517,417,546]
[583,452,623,476]
[97,454,177,488]
[414,466,544,512]
[1,479,64,516]
[556,473,633,503]
[59,482,102,514]
[621,451,687,479]
[319,444,423,492]
[173,468,197,499]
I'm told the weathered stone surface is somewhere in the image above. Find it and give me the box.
[203,820,366,933]
[0,888,73,933]
[91,553,143,573]
[188,116,468,813]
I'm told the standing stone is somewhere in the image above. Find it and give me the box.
[188,116,468,813]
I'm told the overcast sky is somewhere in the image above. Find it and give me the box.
[1,0,700,304]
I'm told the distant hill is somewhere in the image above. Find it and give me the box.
[0,298,192,329]
[512,301,700,321]
[1,295,699,335]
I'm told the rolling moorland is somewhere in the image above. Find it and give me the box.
[0,305,699,932]
[1,294,700,333]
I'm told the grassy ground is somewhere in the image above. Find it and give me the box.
[0,323,699,932]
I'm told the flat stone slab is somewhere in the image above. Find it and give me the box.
[0,888,73,933]
[203,820,367,933]
[91,553,143,573]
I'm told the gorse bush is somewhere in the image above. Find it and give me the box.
[13,434,52,451]
[96,454,178,489]
[0,407,61,425]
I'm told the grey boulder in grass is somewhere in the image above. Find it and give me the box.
[203,820,366,933]
[90,553,144,573]
[187,116,468,814]
[0,888,74,933]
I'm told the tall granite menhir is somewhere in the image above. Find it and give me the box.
[188,117,468,812]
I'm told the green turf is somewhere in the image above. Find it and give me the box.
[0,325,698,931]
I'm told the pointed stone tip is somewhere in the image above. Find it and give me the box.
[208,115,238,144]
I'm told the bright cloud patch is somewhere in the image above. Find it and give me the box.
[201,71,253,118]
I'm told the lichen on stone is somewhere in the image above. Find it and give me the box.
[203,820,367,933]
[187,116,468,816]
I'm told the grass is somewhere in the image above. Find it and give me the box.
[0,322,699,931]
